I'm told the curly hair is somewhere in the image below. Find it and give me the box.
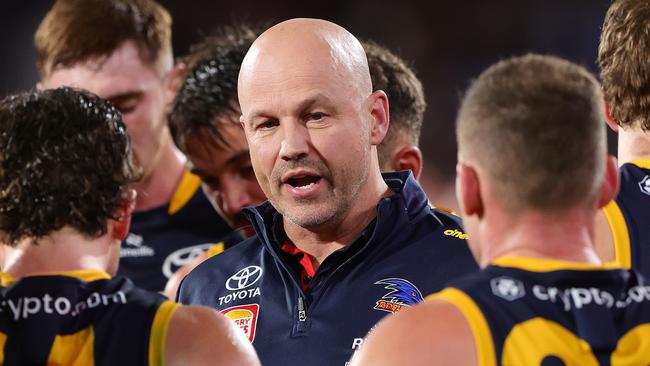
[169,24,263,151]
[599,0,650,131]
[0,87,140,245]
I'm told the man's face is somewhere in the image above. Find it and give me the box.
[239,56,373,229]
[42,41,169,179]
[185,116,266,237]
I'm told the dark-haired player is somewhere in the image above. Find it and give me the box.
[0,87,259,365]
[351,54,650,365]
[595,0,650,277]
[34,0,237,292]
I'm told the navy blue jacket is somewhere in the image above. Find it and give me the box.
[179,171,478,365]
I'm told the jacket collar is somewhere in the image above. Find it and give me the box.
[243,170,434,246]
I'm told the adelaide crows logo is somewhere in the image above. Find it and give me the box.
[373,278,424,314]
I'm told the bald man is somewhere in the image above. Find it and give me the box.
[177,19,477,365]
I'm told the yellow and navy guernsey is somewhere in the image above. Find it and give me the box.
[603,160,650,276]
[0,270,179,365]
[429,257,650,366]
[120,169,242,292]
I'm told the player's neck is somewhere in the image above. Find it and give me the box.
[283,171,391,271]
[135,139,187,211]
[617,127,650,165]
[3,227,115,278]
[480,207,602,267]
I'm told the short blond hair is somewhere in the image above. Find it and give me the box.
[457,54,606,212]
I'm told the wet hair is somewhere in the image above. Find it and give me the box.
[457,54,606,212]
[599,0,650,131]
[0,87,140,245]
[363,41,426,164]
[35,0,172,78]
[170,24,262,151]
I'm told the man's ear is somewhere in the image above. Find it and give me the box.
[164,62,187,105]
[604,100,619,132]
[112,189,137,241]
[456,162,483,218]
[598,155,620,209]
[368,90,390,146]
[391,145,423,180]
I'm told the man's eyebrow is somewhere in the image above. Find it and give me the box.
[246,93,334,123]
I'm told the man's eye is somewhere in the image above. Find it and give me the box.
[307,112,325,121]
[257,120,279,130]
[113,101,137,115]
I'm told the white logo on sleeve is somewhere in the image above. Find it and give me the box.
[491,276,525,301]
[639,175,650,196]
[226,266,263,291]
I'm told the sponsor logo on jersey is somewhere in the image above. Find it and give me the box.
[120,233,155,258]
[226,266,263,291]
[491,276,525,301]
[162,243,214,278]
[221,304,260,342]
[639,175,650,196]
[373,278,424,313]
[443,228,468,240]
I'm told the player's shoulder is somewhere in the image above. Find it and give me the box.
[166,304,260,366]
[350,296,475,366]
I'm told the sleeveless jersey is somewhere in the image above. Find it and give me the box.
[604,160,650,278]
[120,169,241,292]
[0,270,179,365]
[430,257,650,366]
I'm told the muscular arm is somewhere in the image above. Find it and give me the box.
[165,305,260,366]
[349,299,476,366]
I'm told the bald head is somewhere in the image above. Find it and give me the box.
[238,18,372,107]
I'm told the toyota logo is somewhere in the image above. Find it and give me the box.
[226,266,263,290]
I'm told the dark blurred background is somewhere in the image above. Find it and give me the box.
[0,0,612,209]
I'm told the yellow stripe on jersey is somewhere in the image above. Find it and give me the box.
[206,242,225,258]
[0,270,110,286]
[149,301,181,366]
[47,326,94,365]
[602,200,632,269]
[628,159,650,170]
[0,331,6,364]
[492,256,622,272]
[428,288,496,366]
[168,169,202,216]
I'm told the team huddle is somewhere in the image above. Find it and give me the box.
[0,0,648,365]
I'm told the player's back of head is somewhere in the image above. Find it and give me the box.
[35,0,173,78]
[0,87,140,246]
[457,54,606,213]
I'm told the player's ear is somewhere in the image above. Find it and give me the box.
[456,162,483,218]
[164,62,187,105]
[604,100,619,132]
[112,189,137,241]
[368,90,389,146]
[392,145,423,180]
[597,155,619,209]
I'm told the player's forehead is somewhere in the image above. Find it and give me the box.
[44,41,160,99]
